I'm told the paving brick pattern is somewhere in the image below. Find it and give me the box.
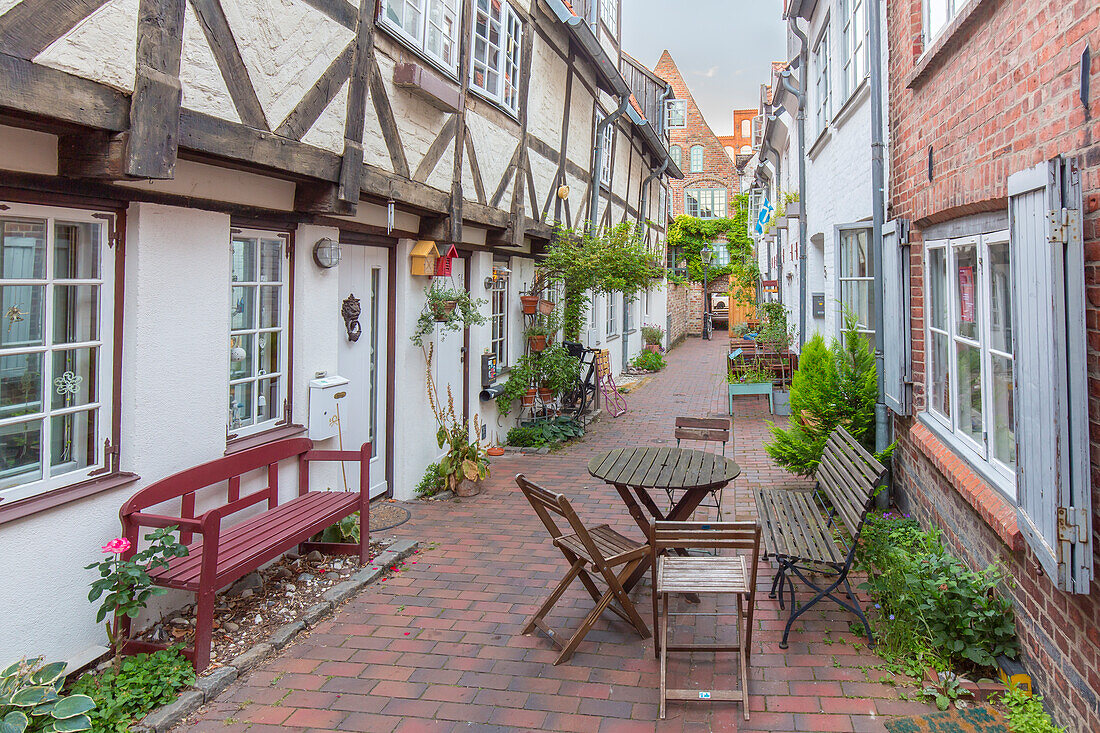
[182,336,934,732]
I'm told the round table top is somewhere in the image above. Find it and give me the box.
[588,447,741,491]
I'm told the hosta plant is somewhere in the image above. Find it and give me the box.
[0,658,94,733]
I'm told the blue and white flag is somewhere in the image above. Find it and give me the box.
[755,197,774,235]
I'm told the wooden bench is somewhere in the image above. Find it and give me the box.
[752,426,885,649]
[118,438,371,670]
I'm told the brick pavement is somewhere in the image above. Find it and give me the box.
[182,335,935,732]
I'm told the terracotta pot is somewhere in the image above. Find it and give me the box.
[528,334,547,352]
[454,478,481,497]
[434,300,458,322]
[537,388,553,402]
[537,299,555,315]
[521,388,538,407]
[486,445,505,456]
[520,295,539,314]
[646,344,659,352]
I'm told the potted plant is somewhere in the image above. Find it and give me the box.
[412,281,487,346]
[526,321,550,352]
[425,344,491,496]
[641,323,664,352]
[520,294,540,314]
[495,346,581,416]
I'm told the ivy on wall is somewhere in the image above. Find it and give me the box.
[666,193,759,303]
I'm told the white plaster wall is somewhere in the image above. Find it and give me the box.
[425,140,456,194]
[301,81,350,154]
[566,87,595,177]
[117,159,296,211]
[465,112,517,202]
[36,0,137,92]
[181,1,240,124]
[527,39,567,148]
[0,125,57,175]
[375,53,452,179]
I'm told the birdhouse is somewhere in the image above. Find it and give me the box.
[435,244,459,276]
[410,240,439,277]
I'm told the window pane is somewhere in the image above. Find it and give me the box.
[1,218,46,280]
[928,247,947,330]
[991,354,1015,468]
[0,353,42,419]
[259,239,282,282]
[53,285,99,344]
[955,342,983,446]
[841,230,871,277]
[53,221,100,280]
[259,286,281,329]
[426,0,457,65]
[231,286,255,331]
[229,381,254,429]
[928,0,950,39]
[256,378,279,424]
[230,333,254,381]
[50,409,96,477]
[670,146,681,168]
[690,146,704,173]
[953,242,979,340]
[0,419,42,489]
[231,238,256,283]
[51,347,98,410]
[257,330,279,376]
[988,240,1012,353]
[930,331,950,417]
[0,285,44,348]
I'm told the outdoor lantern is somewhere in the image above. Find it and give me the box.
[701,245,714,266]
[313,238,341,269]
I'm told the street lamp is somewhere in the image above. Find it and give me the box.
[700,245,714,340]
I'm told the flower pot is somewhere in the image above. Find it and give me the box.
[434,300,458,322]
[537,299,554,315]
[520,295,539,314]
[521,388,538,407]
[454,478,481,497]
[537,388,553,402]
[645,344,659,352]
[528,334,547,352]
[486,445,505,456]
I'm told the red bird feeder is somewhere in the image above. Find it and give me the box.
[435,244,459,276]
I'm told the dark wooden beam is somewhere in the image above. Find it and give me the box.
[463,128,486,204]
[189,0,268,130]
[368,57,409,178]
[0,0,109,60]
[294,181,355,215]
[412,115,457,182]
[447,0,475,245]
[489,142,521,208]
[418,215,451,240]
[58,130,128,179]
[299,0,358,29]
[127,0,186,178]
[275,42,353,140]
[337,0,377,207]
[0,52,129,132]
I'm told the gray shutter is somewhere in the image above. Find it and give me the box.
[1009,157,1092,594]
[881,219,911,415]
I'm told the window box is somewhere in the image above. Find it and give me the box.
[393,62,461,112]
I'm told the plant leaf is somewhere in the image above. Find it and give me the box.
[1,711,28,733]
[50,695,95,719]
[49,714,91,732]
[29,662,66,687]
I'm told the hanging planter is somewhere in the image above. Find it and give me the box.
[537,299,554,315]
[528,334,547,352]
[412,281,487,346]
[520,295,539,314]
[435,300,458,321]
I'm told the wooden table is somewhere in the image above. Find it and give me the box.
[588,447,741,594]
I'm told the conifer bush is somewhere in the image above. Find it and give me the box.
[765,316,878,475]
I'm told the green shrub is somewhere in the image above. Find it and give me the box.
[314,513,360,543]
[507,417,584,448]
[1,658,95,733]
[631,351,666,371]
[765,316,877,476]
[70,647,193,733]
[857,512,1019,674]
[1000,688,1066,733]
[506,425,543,447]
[414,462,446,497]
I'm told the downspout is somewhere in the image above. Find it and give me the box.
[783,17,808,349]
[637,83,674,232]
[868,0,890,475]
[590,94,632,232]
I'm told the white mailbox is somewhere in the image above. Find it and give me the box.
[308,374,349,441]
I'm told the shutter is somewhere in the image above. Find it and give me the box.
[881,219,911,415]
[1009,157,1092,594]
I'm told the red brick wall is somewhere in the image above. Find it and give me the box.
[888,0,1100,729]
[667,282,689,345]
[653,51,740,218]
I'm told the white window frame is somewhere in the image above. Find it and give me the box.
[470,0,522,114]
[813,21,832,135]
[923,231,1016,493]
[741,118,751,138]
[606,294,618,337]
[380,0,460,76]
[600,0,617,31]
[229,229,291,440]
[666,99,686,129]
[923,0,962,46]
[596,112,614,187]
[669,145,682,170]
[489,264,508,368]
[840,0,867,99]
[689,145,704,173]
[685,188,727,219]
[836,225,875,342]
[0,204,115,505]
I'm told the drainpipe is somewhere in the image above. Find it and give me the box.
[868,0,890,476]
[637,158,670,232]
[782,17,808,349]
[590,94,632,233]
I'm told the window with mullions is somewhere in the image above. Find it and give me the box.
[837,227,875,347]
[925,232,1015,489]
[924,0,963,45]
[685,188,727,219]
[596,112,614,186]
[670,145,682,170]
[600,0,617,30]
[606,295,617,336]
[229,231,290,439]
[471,0,522,114]
[489,266,508,367]
[381,0,460,74]
[689,145,704,173]
[840,0,867,99]
[813,23,831,134]
[666,99,686,129]
[0,206,114,504]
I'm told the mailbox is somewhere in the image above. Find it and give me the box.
[812,292,826,319]
[481,352,498,387]
[308,374,349,441]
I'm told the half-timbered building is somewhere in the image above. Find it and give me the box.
[0,0,678,667]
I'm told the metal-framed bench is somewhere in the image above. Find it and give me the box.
[752,426,885,648]
[118,438,371,670]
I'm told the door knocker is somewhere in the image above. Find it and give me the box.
[342,293,362,342]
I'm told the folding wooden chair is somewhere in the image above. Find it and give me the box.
[516,474,651,664]
[650,521,761,720]
[670,417,732,519]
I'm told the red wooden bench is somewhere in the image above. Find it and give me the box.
[117,437,370,670]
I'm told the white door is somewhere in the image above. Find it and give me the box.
[433,266,466,427]
[337,245,388,498]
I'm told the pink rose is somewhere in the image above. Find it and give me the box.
[102,538,131,554]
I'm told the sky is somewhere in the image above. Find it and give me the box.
[621,0,787,136]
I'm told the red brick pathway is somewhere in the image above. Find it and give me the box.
[182,336,934,732]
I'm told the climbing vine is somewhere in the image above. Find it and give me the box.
[666,193,759,304]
